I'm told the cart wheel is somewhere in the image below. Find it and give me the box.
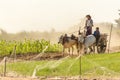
[97,44,107,53]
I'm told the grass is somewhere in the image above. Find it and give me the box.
[0,52,120,77]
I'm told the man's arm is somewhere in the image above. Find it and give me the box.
[85,20,87,28]
[90,19,94,27]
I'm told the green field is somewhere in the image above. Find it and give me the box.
[0,52,120,77]
[0,39,62,57]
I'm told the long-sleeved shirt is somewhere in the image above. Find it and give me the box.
[93,30,100,37]
[85,19,93,27]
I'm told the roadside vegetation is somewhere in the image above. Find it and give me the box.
[0,53,120,77]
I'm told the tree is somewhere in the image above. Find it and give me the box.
[51,28,56,33]
[115,10,120,27]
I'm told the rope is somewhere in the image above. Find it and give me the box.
[68,27,85,35]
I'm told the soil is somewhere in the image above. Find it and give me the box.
[0,76,120,80]
[0,53,64,62]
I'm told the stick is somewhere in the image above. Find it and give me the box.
[79,55,82,79]
[4,57,7,77]
[14,45,17,61]
[108,24,113,53]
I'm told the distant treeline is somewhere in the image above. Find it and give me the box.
[0,29,63,43]
[0,22,120,42]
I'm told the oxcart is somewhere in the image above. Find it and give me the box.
[97,34,108,53]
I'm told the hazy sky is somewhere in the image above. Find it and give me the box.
[0,0,120,33]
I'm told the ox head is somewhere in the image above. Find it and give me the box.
[58,35,64,44]
[78,33,85,43]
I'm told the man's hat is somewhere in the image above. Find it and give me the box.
[96,27,99,29]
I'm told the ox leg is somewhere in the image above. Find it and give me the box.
[72,47,74,56]
[77,49,80,56]
[84,47,87,54]
[89,46,93,54]
[93,45,95,53]
[68,48,70,55]
[62,48,65,56]
[76,44,80,56]
[81,45,84,55]
[77,43,82,56]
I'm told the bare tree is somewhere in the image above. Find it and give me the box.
[115,10,120,28]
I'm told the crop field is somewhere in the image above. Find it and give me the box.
[0,39,62,57]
